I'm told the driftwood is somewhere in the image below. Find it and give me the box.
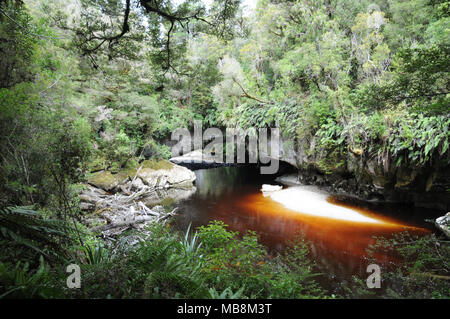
[92,207,180,232]
[79,182,182,237]
[157,207,179,222]
[127,165,143,193]
[92,216,156,232]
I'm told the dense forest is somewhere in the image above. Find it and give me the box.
[0,0,449,299]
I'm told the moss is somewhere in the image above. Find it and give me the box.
[395,167,418,188]
[124,158,139,170]
[88,171,119,191]
[108,162,121,174]
[159,197,175,209]
[87,159,175,191]
[120,159,174,176]
[105,159,175,184]
[145,196,175,210]
[316,150,346,175]
[141,159,174,170]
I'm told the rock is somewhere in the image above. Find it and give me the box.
[264,134,449,209]
[80,201,96,211]
[88,171,120,192]
[89,156,108,173]
[137,161,196,189]
[435,213,450,239]
[425,172,436,192]
[395,166,418,189]
[170,149,231,170]
[131,177,145,191]
[365,158,390,189]
[275,173,301,186]
[261,184,282,192]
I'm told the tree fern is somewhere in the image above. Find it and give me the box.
[0,206,75,261]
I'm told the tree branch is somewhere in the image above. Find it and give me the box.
[81,0,131,56]
[232,77,273,105]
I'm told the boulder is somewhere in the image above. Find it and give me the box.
[275,173,301,186]
[170,149,230,170]
[365,158,390,189]
[137,160,196,189]
[435,213,450,239]
[88,171,120,191]
[86,160,196,193]
[142,187,197,207]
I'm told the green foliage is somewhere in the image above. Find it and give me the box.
[389,113,450,167]
[77,242,110,266]
[0,206,74,262]
[103,129,133,168]
[354,44,449,112]
[61,221,327,299]
[0,256,62,299]
[365,232,450,299]
[123,224,207,299]
[0,1,39,88]
[208,286,245,299]
[197,221,326,298]
[180,223,203,260]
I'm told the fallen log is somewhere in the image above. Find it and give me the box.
[92,215,156,232]
[157,207,179,222]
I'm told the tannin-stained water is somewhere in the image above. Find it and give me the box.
[174,166,443,288]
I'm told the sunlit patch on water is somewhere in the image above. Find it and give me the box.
[270,187,382,224]
[236,185,429,263]
[269,186,406,226]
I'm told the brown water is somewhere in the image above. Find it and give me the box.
[174,166,443,289]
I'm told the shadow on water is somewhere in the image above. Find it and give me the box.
[173,165,445,291]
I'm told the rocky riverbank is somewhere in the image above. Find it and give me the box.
[275,136,450,211]
[78,160,196,237]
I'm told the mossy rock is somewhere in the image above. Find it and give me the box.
[120,159,174,177]
[141,159,174,170]
[88,171,120,191]
[108,162,121,174]
[124,158,139,170]
[87,159,194,192]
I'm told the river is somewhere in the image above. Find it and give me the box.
[173,166,443,291]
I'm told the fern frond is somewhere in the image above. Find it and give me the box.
[0,206,75,260]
